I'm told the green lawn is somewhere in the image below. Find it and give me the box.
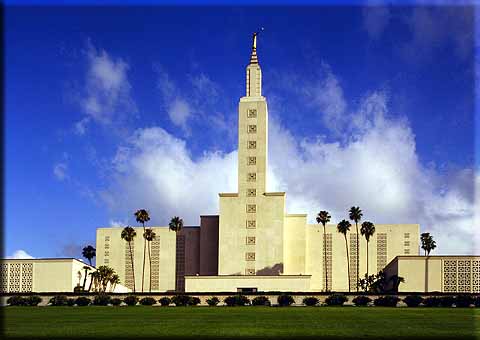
[3,306,479,339]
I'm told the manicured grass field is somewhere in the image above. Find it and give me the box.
[3,306,479,339]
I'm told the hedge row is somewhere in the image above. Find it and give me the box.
[6,294,480,307]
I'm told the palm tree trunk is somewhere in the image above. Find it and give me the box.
[148,240,152,293]
[355,222,359,292]
[87,275,93,292]
[129,241,136,293]
[366,241,369,278]
[344,234,351,292]
[142,222,146,293]
[323,224,328,292]
[82,269,88,290]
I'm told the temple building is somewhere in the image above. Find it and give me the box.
[95,33,421,293]
[3,34,478,295]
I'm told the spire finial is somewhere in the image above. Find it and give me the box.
[249,28,264,65]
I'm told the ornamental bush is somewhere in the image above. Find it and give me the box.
[26,295,42,306]
[423,297,440,307]
[403,295,423,307]
[373,296,399,307]
[49,295,69,306]
[171,295,191,307]
[302,297,319,306]
[455,295,473,308]
[93,294,112,306]
[252,296,271,306]
[189,297,201,306]
[325,294,348,306]
[111,298,122,306]
[224,295,250,306]
[75,297,91,306]
[439,296,455,307]
[206,297,219,306]
[7,296,27,306]
[124,295,138,306]
[66,298,76,306]
[159,297,171,306]
[139,297,157,306]
[474,296,480,307]
[352,296,372,306]
[277,294,295,307]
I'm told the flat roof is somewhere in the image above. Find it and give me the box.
[1,258,95,267]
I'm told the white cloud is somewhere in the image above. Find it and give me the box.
[98,64,476,255]
[8,250,34,259]
[53,162,69,181]
[168,98,192,131]
[109,219,128,228]
[76,40,137,133]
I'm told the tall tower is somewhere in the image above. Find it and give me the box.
[218,33,286,277]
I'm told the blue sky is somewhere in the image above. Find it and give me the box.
[5,4,478,260]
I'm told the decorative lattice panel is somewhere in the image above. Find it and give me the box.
[247,173,256,182]
[9,263,21,292]
[248,125,257,133]
[124,242,135,290]
[246,220,256,229]
[0,263,8,292]
[246,204,256,213]
[443,260,458,292]
[21,263,33,292]
[246,237,256,245]
[176,235,186,292]
[457,260,472,292]
[247,141,256,149]
[323,233,332,291]
[247,189,256,197]
[151,238,160,291]
[245,268,255,275]
[247,109,257,118]
[349,234,358,291]
[104,236,111,264]
[472,260,480,293]
[376,233,387,273]
[247,156,256,165]
[245,252,256,261]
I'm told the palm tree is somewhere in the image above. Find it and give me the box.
[421,232,437,256]
[121,226,137,293]
[360,221,375,278]
[97,265,115,292]
[89,271,100,292]
[144,228,156,292]
[135,209,150,293]
[82,245,96,266]
[169,216,184,233]
[316,210,331,292]
[82,266,91,291]
[109,274,120,292]
[337,219,352,292]
[348,206,363,291]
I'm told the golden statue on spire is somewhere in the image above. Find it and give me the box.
[252,27,264,50]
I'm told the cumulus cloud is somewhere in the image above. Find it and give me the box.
[8,250,34,259]
[99,62,476,255]
[53,162,69,181]
[76,40,137,133]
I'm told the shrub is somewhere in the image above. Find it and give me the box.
[352,296,372,306]
[7,296,27,306]
[159,297,171,306]
[75,297,91,306]
[423,296,440,307]
[325,294,348,306]
[403,295,423,307]
[66,298,76,306]
[474,296,480,307]
[49,295,69,306]
[373,296,400,307]
[189,297,201,306]
[111,298,122,306]
[206,297,219,306]
[93,294,112,306]
[439,296,455,307]
[455,295,473,308]
[139,297,157,306]
[171,294,191,307]
[252,296,271,306]
[277,294,295,307]
[73,286,84,293]
[124,295,138,306]
[224,295,250,307]
[26,295,42,306]
[302,297,319,306]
